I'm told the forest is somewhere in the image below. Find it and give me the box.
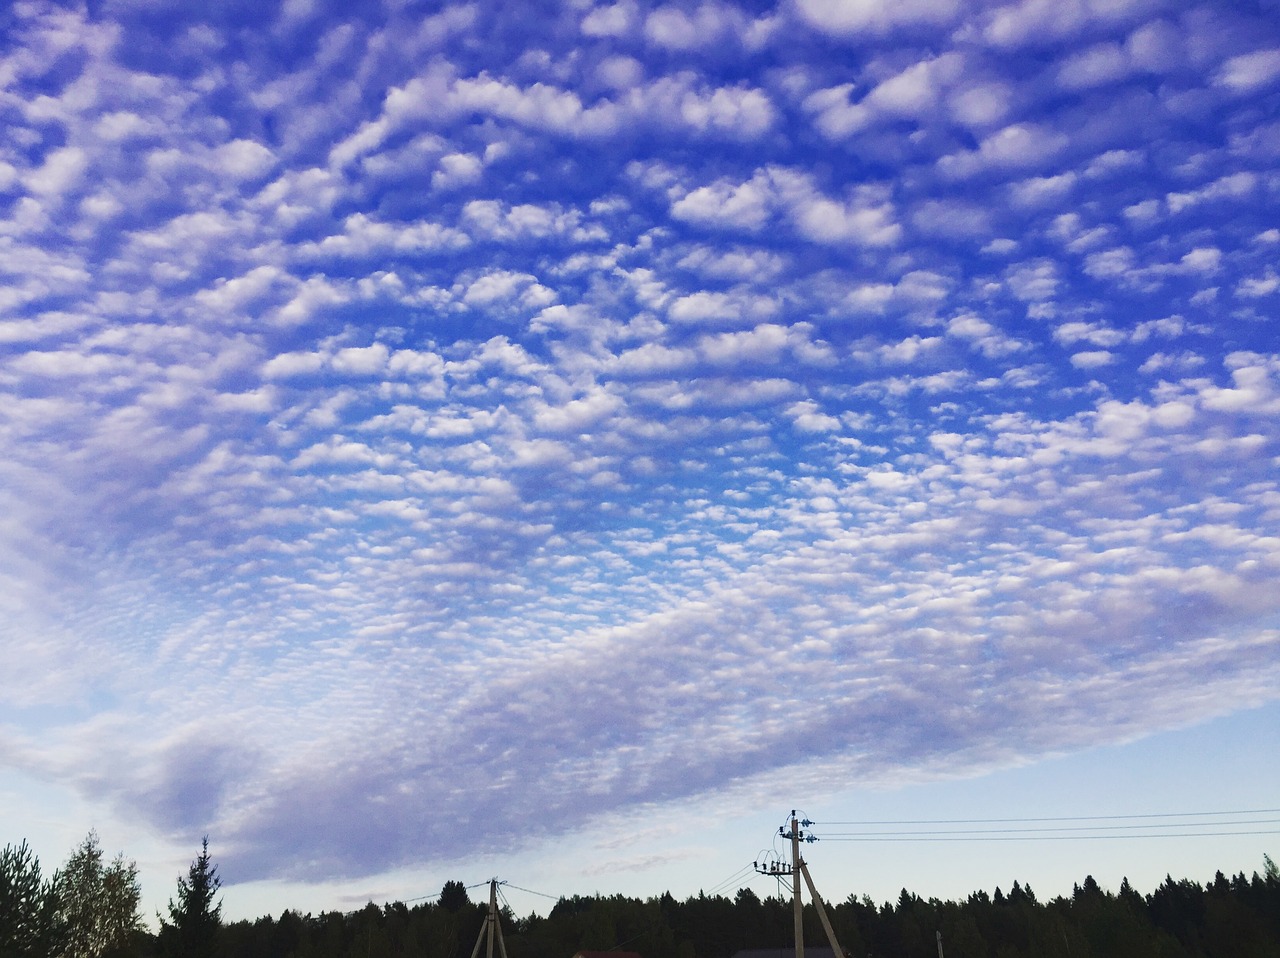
[3,834,1278,958]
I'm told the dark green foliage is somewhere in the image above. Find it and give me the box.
[157,837,222,958]
[441,881,473,914]
[0,840,62,957]
[205,857,1280,958]
[9,833,1278,958]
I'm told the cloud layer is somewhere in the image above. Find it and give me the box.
[1,0,1278,883]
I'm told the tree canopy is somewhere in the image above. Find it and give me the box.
[0,839,62,957]
[158,836,223,958]
[56,830,144,958]
[5,834,1280,958]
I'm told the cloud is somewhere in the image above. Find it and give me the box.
[671,172,774,230]
[1070,349,1116,369]
[2,0,1279,901]
[795,0,962,37]
[668,167,901,246]
[981,0,1163,49]
[1215,48,1280,93]
[668,290,778,326]
[582,0,639,38]
[215,139,277,180]
[23,146,89,199]
[805,53,967,138]
[643,3,746,51]
[938,123,1069,178]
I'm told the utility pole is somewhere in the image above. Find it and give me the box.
[469,880,509,958]
[756,811,846,958]
[791,812,804,958]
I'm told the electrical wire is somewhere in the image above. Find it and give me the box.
[499,881,562,901]
[821,817,1280,837]
[706,863,759,897]
[815,808,1280,826]
[367,807,1280,908]
[811,807,1280,842]
[821,829,1280,842]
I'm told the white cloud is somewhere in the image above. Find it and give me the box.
[23,146,89,198]
[1070,349,1116,369]
[1215,48,1280,94]
[462,199,603,242]
[1005,260,1059,301]
[949,314,1025,358]
[668,290,778,326]
[669,167,900,246]
[262,351,325,379]
[657,79,776,139]
[795,0,962,36]
[299,213,470,259]
[1125,18,1184,73]
[595,55,645,91]
[644,4,739,51]
[1166,173,1257,214]
[331,344,390,376]
[1236,272,1279,298]
[1056,42,1132,90]
[939,123,1068,178]
[432,152,484,190]
[670,173,773,231]
[771,171,901,247]
[677,246,787,282]
[215,139,277,180]
[698,324,789,365]
[806,53,966,138]
[1009,172,1076,207]
[532,389,624,434]
[786,400,842,432]
[982,0,1161,49]
[947,82,1012,128]
[582,0,638,38]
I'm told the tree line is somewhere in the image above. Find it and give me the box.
[1,832,220,958]
[4,834,1278,958]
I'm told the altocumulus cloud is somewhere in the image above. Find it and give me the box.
[0,0,1279,884]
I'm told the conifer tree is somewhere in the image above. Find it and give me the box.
[158,836,222,958]
[0,840,63,957]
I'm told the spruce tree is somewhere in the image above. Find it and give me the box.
[159,836,222,958]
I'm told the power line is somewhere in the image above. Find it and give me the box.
[499,881,563,901]
[402,878,558,906]
[820,817,1280,837]
[815,808,1280,826]
[821,829,1280,842]
[706,863,759,898]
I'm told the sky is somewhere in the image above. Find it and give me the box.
[2,0,1280,929]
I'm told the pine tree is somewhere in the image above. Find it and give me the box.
[158,837,222,958]
[0,840,63,957]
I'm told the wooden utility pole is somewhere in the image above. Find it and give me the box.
[469,879,509,958]
[757,811,846,958]
[791,812,804,958]
[799,861,846,958]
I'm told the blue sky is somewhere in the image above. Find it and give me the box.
[2,0,1279,925]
